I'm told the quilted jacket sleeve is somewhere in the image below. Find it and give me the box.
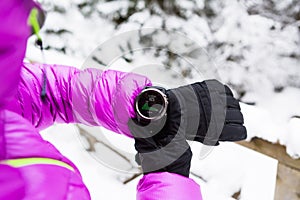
[5,63,152,136]
[137,172,202,200]
[5,63,203,200]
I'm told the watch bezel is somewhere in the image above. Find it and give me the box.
[135,87,168,121]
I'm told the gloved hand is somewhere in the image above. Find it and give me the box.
[128,113,192,177]
[166,79,247,145]
[129,79,247,177]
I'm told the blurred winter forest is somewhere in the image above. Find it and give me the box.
[37,0,300,101]
[33,0,300,164]
[32,1,300,199]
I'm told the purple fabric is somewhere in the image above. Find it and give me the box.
[137,172,202,200]
[0,110,90,199]
[18,164,90,200]
[0,0,90,199]
[5,63,81,130]
[4,62,202,199]
[71,66,152,135]
[3,110,79,170]
[5,63,152,137]
[0,0,33,158]
[0,0,202,199]
[0,0,33,108]
[0,164,25,200]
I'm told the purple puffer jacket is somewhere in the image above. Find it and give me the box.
[0,0,202,199]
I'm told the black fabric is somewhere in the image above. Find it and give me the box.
[129,80,246,177]
[167,80,247,145]
[128,114,192,177]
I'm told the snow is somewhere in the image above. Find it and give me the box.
[24,0,300,199]
[190,142,277,200]
[242,87,300,158]
[41,124,138,200]
[41,124,278,200]
[97,1,130,15]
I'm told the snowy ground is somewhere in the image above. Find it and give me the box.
[41,123,277,200]
[25,0,300,199]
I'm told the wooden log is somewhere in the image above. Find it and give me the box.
[275,163,300,200]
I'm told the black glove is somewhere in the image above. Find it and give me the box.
[128,79,246,176]
[166,79,247,146]
[128,115,192,177]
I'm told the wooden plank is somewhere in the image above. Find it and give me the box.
[275,163,300,200]
[236,137,300,171]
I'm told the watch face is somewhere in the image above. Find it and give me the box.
[136,88,167,120]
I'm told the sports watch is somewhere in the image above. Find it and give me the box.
[135,86,168,125]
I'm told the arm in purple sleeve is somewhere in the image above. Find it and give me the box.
[5,63,151,136]
[5,63,203,199]
[137,172,202,200]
